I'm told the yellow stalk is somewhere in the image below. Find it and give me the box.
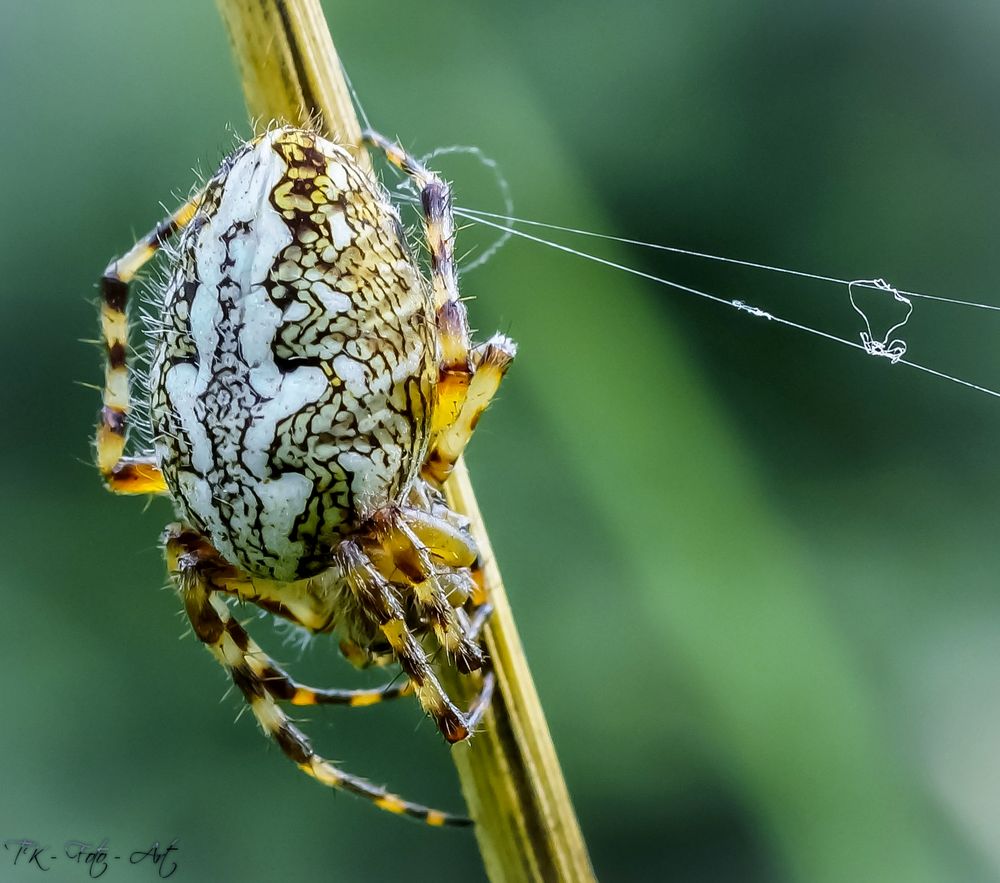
[214,2,595,880]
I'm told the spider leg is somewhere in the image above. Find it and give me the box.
[339,538,486,743]
[164,523,490,718]
[423,335,516,483]
[267,670,415,708]
[362,130,516,481]
[362,130,472,432]
[162,525,412,708]
[97,195,201,494]
[468,554,490,609]
[161,524,340,632]
[270,642,493,720]
[372,510,485,674]
[168,532,471,826]
[337,638,398,670]
[362,130,461,313]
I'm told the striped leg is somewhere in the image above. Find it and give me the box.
[363,129,473,436]
[362,130,516,481]
[255,650,494,727]
[339,539,484,743]
[267,617,493,717]
[372,510,484,674]
[163,525,414,708]
[165,523,492,724]
[161,523,349,636]
[97,196,200,494]
[404,480,496,662]
[266,668,415,708]
[423,335,517,483]
[170,535,471,827]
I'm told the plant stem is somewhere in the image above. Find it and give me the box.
[214,2,595,880]
[441,460,596,882]
[216,0,366,165]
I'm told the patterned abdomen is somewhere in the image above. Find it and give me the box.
[149,129,436,580]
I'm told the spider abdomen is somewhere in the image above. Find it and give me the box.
[149,128,436,581]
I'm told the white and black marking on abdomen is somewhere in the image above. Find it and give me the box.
[149,128,436,581]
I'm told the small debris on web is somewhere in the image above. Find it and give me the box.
[848,278,912,364]
[732,299,774,320]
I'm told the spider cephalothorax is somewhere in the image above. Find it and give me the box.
[96,126,515,825]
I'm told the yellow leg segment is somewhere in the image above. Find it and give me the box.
[97,195,200,494]
[361,130,516,482]
[424,335,517,483]
[340,539,474,742]
[369,511,484,673]
[362,129,477,437]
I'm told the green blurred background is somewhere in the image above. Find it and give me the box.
[2,1,1000,880]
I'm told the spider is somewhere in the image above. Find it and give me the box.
[95,125,516,826]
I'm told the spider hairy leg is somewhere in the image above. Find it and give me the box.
[160,525,410,708]
[97,195,201,495]
[362,129,474,436]
[271,672,415,708]
[361,129,460,311]
[340,538,483,743]
[361,129,516,479]
[270,649,494,720]
[166,521,494,735]
[167,530,472,827]
[424,335,517,483]
[370,506,483,668]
